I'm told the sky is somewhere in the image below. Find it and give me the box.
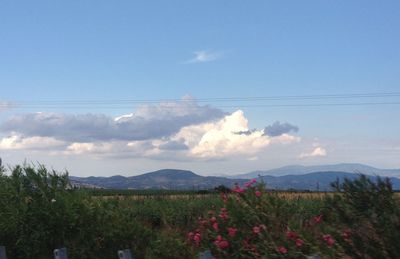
[0,1,400,176]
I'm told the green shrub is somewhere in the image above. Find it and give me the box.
[0,164,212,258]
[326,175,400,259]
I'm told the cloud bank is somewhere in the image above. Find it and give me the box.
[1,98,224,142]
[0,98,301,161]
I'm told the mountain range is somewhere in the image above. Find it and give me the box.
[233,163,400,179]
[70,163,400,191]
[70,169,247,190]
[259,171,400,191]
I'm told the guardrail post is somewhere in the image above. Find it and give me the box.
[0,246,7,259]
[118,249,133,259]
[54,247,68,259]
[199,250,212,259]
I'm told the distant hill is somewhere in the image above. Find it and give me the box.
[234,163,400,179]
[70,168,400,191]
[259,171,400,191]
[70,169,247,190]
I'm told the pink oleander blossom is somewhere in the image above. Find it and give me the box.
[228,227,238,237]
[212,222,219,231]
[295,238,304,248]
[323,234,335,247]
[313,214,323,223]
[286,230,298,240]
[253,226,261,234]
[214,235,229,249]
[277,246,288,254]
[193,233,201,245]
[341,229,351,240]
[219,208,229,220]
[233,185,245,194]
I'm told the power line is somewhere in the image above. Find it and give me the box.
[7,102,400,109]
[9,91,400,105]
[4,92,400,109]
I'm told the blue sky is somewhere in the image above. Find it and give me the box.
[0,1,399,176]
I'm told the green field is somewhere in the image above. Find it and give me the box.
[1,164,400,258]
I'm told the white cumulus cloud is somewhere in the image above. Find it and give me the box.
[0,135,66,150]
[299,147,327,158]
[172,110,299,159]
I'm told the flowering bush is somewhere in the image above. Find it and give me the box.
[188,177,400,258]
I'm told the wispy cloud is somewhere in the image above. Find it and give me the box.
[184,50,223,64]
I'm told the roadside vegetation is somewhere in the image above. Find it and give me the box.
[1,164,399,258]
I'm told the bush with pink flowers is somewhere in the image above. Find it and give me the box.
[188,177,400,258]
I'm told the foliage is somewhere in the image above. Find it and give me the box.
[0,164,212,258]
[188,178,400,258]
[326,175,400,258]
[1,163,399,258]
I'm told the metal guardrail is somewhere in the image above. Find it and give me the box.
[54,248,68,259]
[118,249,133,259]
[0,246,6,259]
[0,246,211,259]
[199,249,212,259]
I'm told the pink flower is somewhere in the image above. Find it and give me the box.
[323,234,335,247]
[245,179,257,188]
[214,235,229,249]
[255,190,262,197]
[212,222,219,231]
[228,227,237,237]
[187,232,194,240]
[313,214,323,224]
[219,208,229,221]
[286,230,298,240]
[210,216,217,223]
[218,240,229,249]
[193,233,201,245]
[253,226,261,234]
[232,184,245,193]
[341,229,351,240]
[277,246,288,254]
[295,238,304,248]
